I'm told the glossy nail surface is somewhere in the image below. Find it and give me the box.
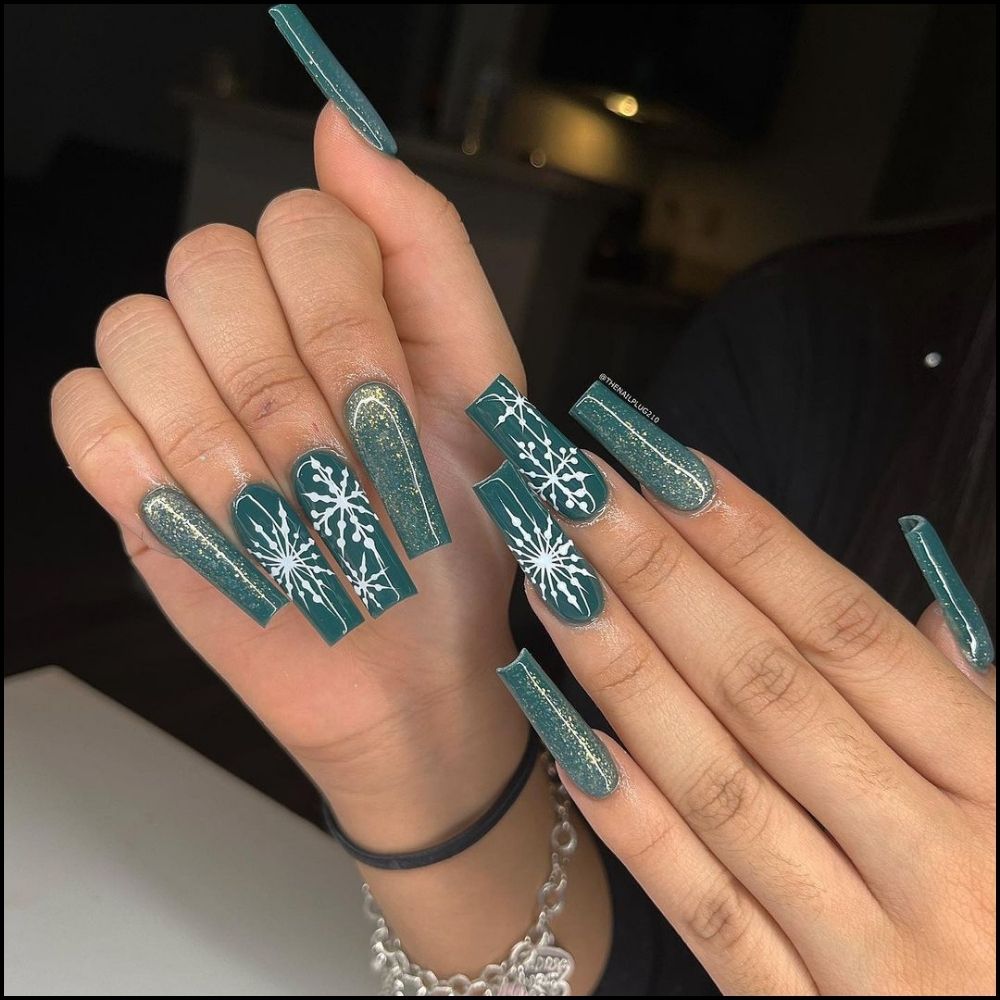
[570,379,714,512]
[498,649,619,798]
[467,373,608,521]
[232,483,362,644]
[268,4,397,155]
[474,462,603,624]
[294,450,416,617]
[345,382,450,558]
[900,515,994,671]
[140,485,288,627]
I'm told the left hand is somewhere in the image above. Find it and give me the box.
[527,455,995,995]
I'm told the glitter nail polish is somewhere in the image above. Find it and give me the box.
[570,379,714,512]
[900,514,994,671]
[140,485,288,627]
[498,649,619,798]
[345,381,450,558]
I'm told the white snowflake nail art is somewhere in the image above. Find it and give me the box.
[232,485,361,643]
[467,374,608,521]
[475,462,603,623]
[294,451,416,617]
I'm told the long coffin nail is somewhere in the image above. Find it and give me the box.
[345,382,451,558]
[467,373,608,522]
[268,4,397,155]
[232,483,362,644]
[293,450,417,617]
[498,649,619,798]
[474,462,603,624]
[899,515,994,671]
[570,379,714,512]
[140,485,288,627]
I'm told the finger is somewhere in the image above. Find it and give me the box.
[564,736,817,995]
[311,102,523,399]
[50,368,271,632]
[553,457,951,895]
[917,603,996,698]
[521,586,877,973]
[254,189,450,559]
[163,221,417,618]
[648,457,995,799]
[94,292,362,645]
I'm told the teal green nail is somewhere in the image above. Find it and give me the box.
[467,373,608,522]
[232,483,362,644]
[570,379,714,512]
[498,649,619,798]
[345,382,451,558]
[474,462,604,624]
[899,515,994,671]
[140,485,288,627]
[293,450,416,617]
[268,4,397,155]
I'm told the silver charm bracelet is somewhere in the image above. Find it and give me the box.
[364,754,578,996]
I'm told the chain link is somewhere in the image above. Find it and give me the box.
[364,754,577,996]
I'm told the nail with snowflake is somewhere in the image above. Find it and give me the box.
[467,374,608,522]
[474,462,604,624]
[293,450,417,618]
[232,483,363,644]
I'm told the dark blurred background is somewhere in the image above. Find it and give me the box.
[4,4,995,821]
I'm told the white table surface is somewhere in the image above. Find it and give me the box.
[4,667,374,996]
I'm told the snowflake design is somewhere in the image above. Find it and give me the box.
[491,481,598,619]
[479,378,599,515]
[296,455,401,614]
[234,493,352,630]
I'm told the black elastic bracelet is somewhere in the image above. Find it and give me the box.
[320,732,540,870]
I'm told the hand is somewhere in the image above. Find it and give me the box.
[50,105,528,847]
[515,449,995,994]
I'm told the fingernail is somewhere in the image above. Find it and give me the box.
[474,461,603,624]
[570,379,714,512]
[899,515,994,671]
[345,382,451,558]
[498,649,619,798]
[140,485,288,627]
[293,450,417,617]
[268,4,397,156]
[232,483,362,644]
[467,374,608,522]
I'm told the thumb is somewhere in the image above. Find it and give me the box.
[916,602,995,699]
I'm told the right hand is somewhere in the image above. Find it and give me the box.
[50,104,528,848]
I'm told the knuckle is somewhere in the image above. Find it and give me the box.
[615,811,676,868]
[224,355,312,430]
[801,582,899,665]
[615,527,683,601]
[297,310,382,361]
[717,508,784,575]
[718,638,815,728]
[166,223,256,290]
[821,716,898,793]
[683,872,754,949]
[589,640,662,708]
[158,408,240,470]
[95,294,172,357]
[681,753,764,834]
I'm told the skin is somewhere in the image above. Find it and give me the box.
[50,102,994,995]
